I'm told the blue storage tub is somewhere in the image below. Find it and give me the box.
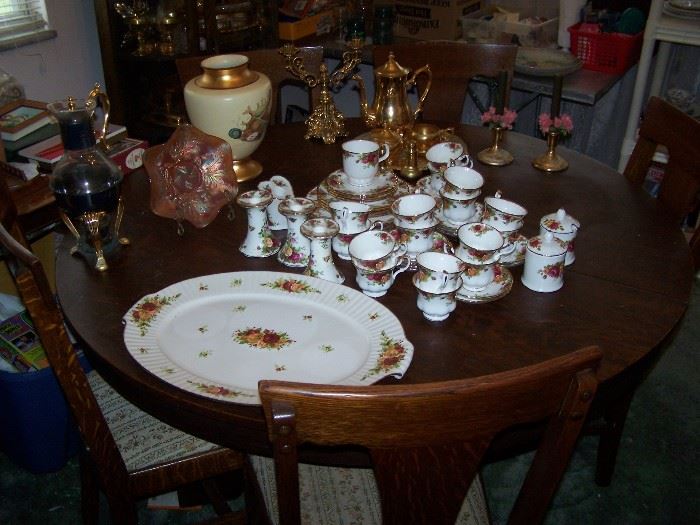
[0,353,91,473]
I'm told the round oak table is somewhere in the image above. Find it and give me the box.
[55,120,694,460]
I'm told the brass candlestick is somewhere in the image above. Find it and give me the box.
[532,130,568,173]
[477,126,513,166]
[280,39,363,144]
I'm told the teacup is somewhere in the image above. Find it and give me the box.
[395,221,440,257]
[425,141,473,195]
[412,273,461,322]
[539,208,580,266]
[425,141,472,172]
[354,256,411,298]
[332,221,384,260]
[415,251,466,293]
[461,261,498,291]
[349,230,407,271]
[342,139,390,187]
[521,232,568,293]
[391,193,437,229]
[483,192,528,230]
[329,201,372,234]
[455,222,512,264]
[442,166,484,199]
[440,189,479,224]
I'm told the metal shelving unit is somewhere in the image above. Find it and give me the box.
[618,0,700,171]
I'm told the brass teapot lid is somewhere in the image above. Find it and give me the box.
[376,52,411,79]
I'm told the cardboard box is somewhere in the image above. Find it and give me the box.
[394,0,482,41]
[107,137,148,175]
[461,5,558,47]
[279,10,335,41]
[0,311,48,372]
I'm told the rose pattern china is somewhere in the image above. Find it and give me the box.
[237,189,280,257]
[123,272,415,404]
[258,175,294,230]
[457,265,514,304]
[301,218,344,283]
[341,139,390,187]
[355,255,411,297]
[277,196,315,267]
[539,208,580,265]
[412,273,461,321]
[521,232,567,292]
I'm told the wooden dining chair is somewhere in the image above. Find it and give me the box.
[623,95,700,269]
[373,42,518,123]
[590,95,700,487]
[176,47,324,125]
[0,175,255,524]
[253,346,602,525]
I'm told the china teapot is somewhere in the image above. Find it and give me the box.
[353,52,432,131]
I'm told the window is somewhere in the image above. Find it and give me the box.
[0,0,55,51]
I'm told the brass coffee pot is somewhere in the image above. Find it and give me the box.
[353,52,432,132]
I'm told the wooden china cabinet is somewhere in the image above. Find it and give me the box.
[93,0,279,144]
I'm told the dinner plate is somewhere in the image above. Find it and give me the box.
[123,271,414,404]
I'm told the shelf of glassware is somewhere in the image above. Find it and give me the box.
[618,0,700,171]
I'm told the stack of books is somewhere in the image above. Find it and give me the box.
[0,98,148,179]
[0,99,58,161]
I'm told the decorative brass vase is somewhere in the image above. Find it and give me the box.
[532,130,568,173]
[477,126,513,166]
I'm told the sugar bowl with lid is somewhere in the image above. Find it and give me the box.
[521,232,568,293]
[539,208,580,266]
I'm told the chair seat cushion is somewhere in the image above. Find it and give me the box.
[87,370,219,471]
[249,454,489,525]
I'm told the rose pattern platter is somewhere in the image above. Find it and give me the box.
[123,271,414,404]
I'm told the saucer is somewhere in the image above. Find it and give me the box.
[456,265,513,304]
[415,175,442,199]
[309,179,412,222]
[326,169,398,201]
[499,234,527,267]
[435,202,484,239]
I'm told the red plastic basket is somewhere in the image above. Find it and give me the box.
[568,23,644,75]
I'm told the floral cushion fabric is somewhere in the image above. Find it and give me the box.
[250,454,489,525]
[87,369,220,471]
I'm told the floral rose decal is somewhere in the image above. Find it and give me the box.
[262,278,320,294]
[130,293,181,336]
[233,327,295,350]
[362,331,408,380]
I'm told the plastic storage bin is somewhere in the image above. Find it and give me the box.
[568,23,644,75]
[0,353,91,473]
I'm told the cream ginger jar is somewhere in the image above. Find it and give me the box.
[184,54,271,182]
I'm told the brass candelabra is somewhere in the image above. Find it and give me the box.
[280,39,363,144]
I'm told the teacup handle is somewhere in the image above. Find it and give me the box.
[378,143,391,164]
[368,220,385,231]
[340,207,350,229]
[498,242,516,258]
[457,154,473,169]
[392,255,411,277]
[438,270,449,291]
[393,242,408,258]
